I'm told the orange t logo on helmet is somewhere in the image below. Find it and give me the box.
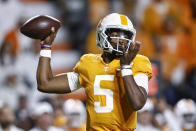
[120,14,128,26]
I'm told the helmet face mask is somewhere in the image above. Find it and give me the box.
[96,13,136,56]
[106,28,134,55]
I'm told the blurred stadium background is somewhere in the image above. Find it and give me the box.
[0,0,196,130]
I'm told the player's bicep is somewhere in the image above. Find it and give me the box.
[38,72,81,94]
[39,73,71,94]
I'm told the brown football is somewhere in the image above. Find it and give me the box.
[20,15,61,40]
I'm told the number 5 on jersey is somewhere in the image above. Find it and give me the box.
[94,75,114,113]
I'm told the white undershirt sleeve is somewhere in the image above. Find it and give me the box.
[134,73,149,93]
[66,72,81,92]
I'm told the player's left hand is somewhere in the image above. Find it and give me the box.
[120,41,141,65]
[40,27,57,46]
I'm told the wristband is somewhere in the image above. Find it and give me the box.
[121,69,133,77]
[41,45,52,49]
[40,50,51,58]
[121,65,132,69]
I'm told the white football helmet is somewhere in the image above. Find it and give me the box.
[174,99,196,130]
[96,13,136,56]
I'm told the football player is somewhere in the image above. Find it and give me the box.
[63,99,86,131]
[174,99,196,131]
[36,13,152,131]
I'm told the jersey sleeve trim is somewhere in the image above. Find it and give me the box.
[67,72,81,92]
[134,73,148,93]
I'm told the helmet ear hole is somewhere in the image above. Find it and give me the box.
[104,42,107,47]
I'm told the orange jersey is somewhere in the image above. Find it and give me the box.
[73,54,152,131]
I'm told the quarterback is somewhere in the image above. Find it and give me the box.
[37,13,152,131]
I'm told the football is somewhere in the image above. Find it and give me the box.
[20,15,61,40]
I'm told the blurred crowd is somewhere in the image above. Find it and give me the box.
[0,0,196,131]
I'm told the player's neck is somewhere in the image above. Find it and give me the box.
[101,52,117,64]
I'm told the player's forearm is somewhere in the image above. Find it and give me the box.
[123,76,147,111]
[36,57,53,91]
